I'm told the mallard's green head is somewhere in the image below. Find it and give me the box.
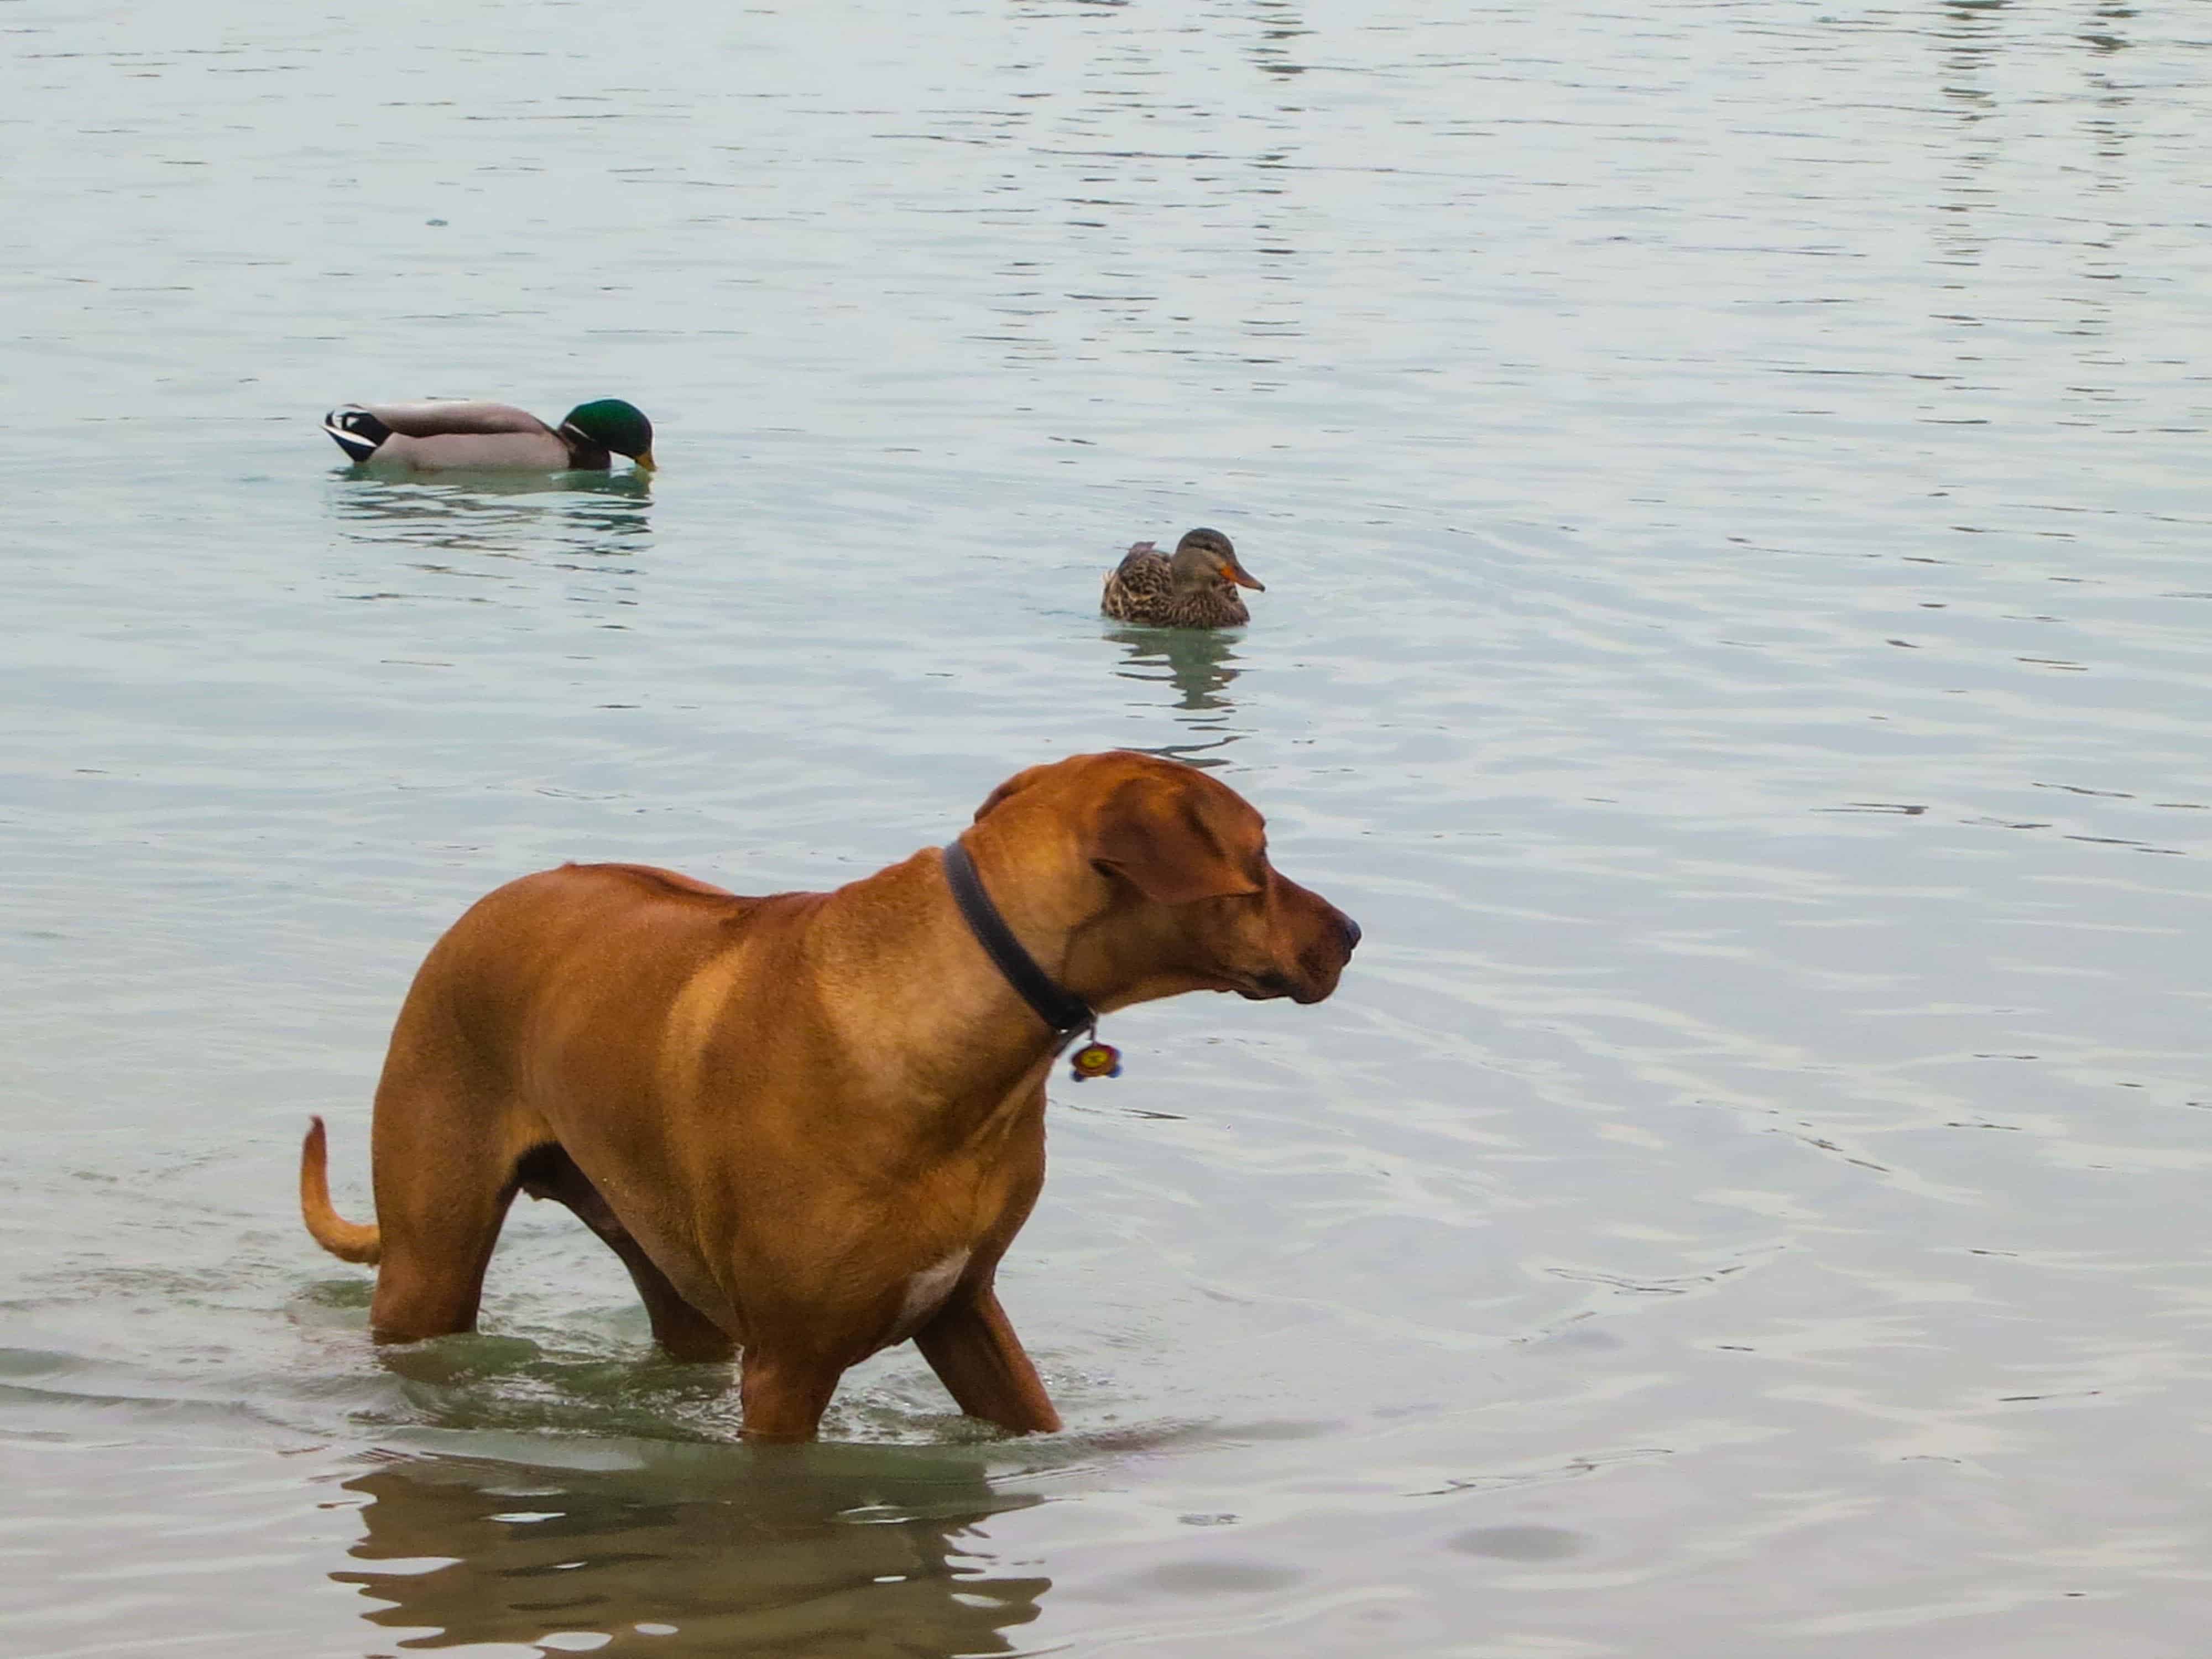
[560,399,655,468]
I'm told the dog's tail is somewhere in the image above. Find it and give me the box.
[300,1115,381,1265]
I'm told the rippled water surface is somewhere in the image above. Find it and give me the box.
[6,2,2210,1653]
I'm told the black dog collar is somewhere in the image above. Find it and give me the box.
[942,838,1093,1040]
[942,841,1125,1082]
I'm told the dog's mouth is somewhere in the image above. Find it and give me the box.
[1229,970,1302,1003]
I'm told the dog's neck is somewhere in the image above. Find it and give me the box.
[941,838,1094,1043]
[800,834,1138,1134]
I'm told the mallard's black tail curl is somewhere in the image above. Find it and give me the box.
[322,406,392,463]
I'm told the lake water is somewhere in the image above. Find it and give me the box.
[4,1,2209,1653]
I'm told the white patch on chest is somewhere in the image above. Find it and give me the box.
[893,1249,971,1338]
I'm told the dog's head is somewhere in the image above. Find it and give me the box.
[972,752,1359,1010]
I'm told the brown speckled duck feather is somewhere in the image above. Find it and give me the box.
[1100,528,1264,629]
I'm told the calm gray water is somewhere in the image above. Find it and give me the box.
[5,1,2209,1653]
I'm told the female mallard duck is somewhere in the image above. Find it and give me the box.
[1100,528,1264,629]
[321,398,655,471]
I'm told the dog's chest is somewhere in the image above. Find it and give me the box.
[890,1248,971,1339]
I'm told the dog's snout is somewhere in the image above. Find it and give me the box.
[1338,912,1361,952]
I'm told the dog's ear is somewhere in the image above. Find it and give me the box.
[974,764,1051,822]
[1092,778,1265,905]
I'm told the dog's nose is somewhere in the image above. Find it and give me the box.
[1338,912,1361,952]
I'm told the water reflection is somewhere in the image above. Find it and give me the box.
[335,1447,1048,1655]
[2081,1,2131,54]
[328,471,654,562]
[1250,0,1307,79]
[1932,0,2002,277]
[2081,5,2133,169]
[1107,626,1243,713]
[1106,625,1246,769]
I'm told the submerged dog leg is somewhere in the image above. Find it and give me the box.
[914,1288,1062,1434]
[738,1349,845,1442]
[515,1145,736,1363]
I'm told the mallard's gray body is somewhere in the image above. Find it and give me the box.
[322,399,653,472]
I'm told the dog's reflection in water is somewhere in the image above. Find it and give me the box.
[333,1444,1048,1655]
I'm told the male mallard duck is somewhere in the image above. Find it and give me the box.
[1100,528,1264,629]
[321,399,655,471]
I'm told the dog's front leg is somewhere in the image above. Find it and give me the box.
[914,1287,1062,1435]
[738,1349,844,1442]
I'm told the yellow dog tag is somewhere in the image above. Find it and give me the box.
[1068,1041,1122,1082]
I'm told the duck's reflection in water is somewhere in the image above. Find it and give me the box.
[333,1444,1048,1655]
[1106,626,1242,713]
[1107,625,1247,771]
[328,469,653,564]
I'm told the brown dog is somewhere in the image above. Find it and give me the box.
[299,751,1359,1440]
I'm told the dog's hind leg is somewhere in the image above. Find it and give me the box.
[515,1145,737,1363]
[365,1160,518,1345]
[357,1048,531,1344]
[366,1188,518,1343]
